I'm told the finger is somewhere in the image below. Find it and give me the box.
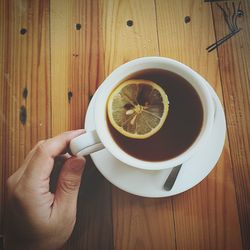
[53,156,86,217]
[23,140,46,165]
[24,130,85,181]
[44,130,85,158]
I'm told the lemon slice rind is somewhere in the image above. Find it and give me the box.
[107,79,169,139]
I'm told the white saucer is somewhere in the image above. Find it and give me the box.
[85,84,226,197]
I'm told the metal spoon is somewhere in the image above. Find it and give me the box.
[163,164,182,191]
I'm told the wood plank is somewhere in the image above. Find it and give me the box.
[0,0,51,233]
[112,188,176,250]
[50,0,71,134]
[156,0,242,249]
[0,0,5,234]
[50,0,105,134]
[101,0,159,72]
[1,0,247,249]
[212,1,250,249]
[50,1,113,249]
[101,0,176,249]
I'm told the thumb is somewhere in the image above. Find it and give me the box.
[55,156,85,215]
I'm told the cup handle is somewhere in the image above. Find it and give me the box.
[70,130,105,156]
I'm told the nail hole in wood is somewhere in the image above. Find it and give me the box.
[184,16,191,23]
[20,106,27,125]
[127,20,133,27]
[75,23,82,30]
[68,91,73,102]
[20,28,27,35]
[23,87,28,99]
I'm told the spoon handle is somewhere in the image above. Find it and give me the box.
[164,164,182,191]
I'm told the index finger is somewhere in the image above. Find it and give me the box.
[45,129,85,158]
[24,129,85,181]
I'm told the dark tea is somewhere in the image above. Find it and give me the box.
[107,69,203,161]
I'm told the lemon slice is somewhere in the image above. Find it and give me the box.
[107,79,169,139]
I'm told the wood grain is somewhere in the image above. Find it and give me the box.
[156,0,242,249]
[50,1,113,249]
[0,0,51,233]
[101,0,176,249]
[100,0,159,73]
[112,188,176,250]
[0,0,5,234]
[50,0,71,134]
[172,143,242,250]
[50,0,105,134]
[0,0,249,249]
[212,1,250,249]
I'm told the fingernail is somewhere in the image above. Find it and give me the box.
[75,129,85,133]
[69,129,85,136]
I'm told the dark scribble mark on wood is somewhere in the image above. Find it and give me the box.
[20,106,27,125]
[216,2,242,32]
[22,87,28,99]
[237,9,244,17]
[68,91,73,103]
[207,1,242,52]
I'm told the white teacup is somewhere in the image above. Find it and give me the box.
[70,57,214,170]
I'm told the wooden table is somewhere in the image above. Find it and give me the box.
[1,0,250,249]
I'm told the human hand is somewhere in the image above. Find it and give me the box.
[6,130,86,250]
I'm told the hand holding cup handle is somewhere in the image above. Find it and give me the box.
[70,130,105,156]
